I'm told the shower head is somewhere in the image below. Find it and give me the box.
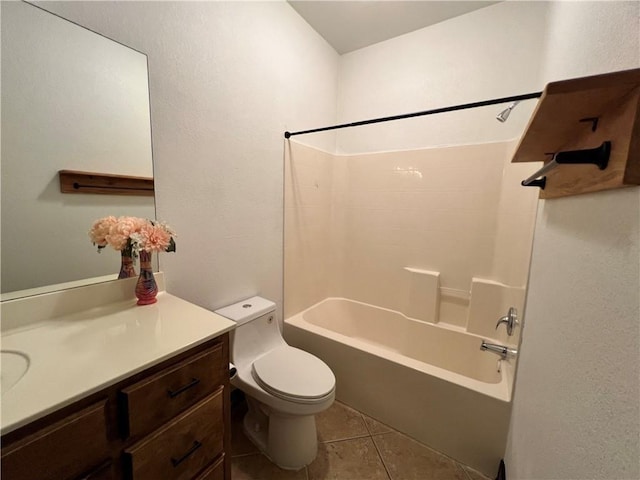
[496,101,520,123]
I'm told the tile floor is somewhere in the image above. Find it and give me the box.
[231,398,492,480]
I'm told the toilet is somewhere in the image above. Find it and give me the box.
[215,296,335,470]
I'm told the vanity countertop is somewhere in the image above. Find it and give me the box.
[0,287,236,435]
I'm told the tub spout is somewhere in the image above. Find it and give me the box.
[480,341,518,359]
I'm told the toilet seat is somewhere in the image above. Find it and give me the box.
[251,346,335,404]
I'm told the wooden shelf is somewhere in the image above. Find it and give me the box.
[59,170,154,197]
[512,68,640,199]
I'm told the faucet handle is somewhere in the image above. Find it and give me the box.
[495,316,509,329]
[495,307,518,336]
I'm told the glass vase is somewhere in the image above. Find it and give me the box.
[135,250,158,305]
[118,249,137,279]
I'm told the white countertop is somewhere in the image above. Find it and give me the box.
[0,284,236,435]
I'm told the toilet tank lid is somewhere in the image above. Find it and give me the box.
[214,296,276,324]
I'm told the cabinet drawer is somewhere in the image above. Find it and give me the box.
[125,388,224,480]
[1,401,109,480]
[194,455,224,480]
[120,343,225,438]
[75,460,115,480]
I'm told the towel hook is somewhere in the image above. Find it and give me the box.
[521,141,611,189]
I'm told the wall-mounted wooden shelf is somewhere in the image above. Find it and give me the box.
[512,68,640,199]
[59,170,154,197]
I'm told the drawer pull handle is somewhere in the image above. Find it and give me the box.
[167,378,200,398]
[171,440,203,467]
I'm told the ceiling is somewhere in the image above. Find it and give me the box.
[288,1,500,54]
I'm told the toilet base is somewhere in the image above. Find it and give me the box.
[243,397,318,470]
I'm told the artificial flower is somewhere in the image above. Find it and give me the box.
[106,216,147,251]
[89,216,176,255]
[88,216,118,251]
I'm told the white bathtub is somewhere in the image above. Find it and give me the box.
[284,297,514,477]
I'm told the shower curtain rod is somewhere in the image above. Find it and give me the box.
[284,91,542,138]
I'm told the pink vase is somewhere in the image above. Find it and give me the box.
[135,250,158,305]
[118,250,137,279]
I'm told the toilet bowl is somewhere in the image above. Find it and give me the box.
[215,296,335,470]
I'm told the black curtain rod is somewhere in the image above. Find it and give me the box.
[284,91,542,139]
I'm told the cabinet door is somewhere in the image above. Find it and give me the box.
[120,344,225,438]
[125,389,224,480]
[1,401,109,480]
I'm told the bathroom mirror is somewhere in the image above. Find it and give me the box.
[1,2,155,297]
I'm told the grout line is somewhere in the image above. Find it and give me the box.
[320,432,371,444]
[460,463,473,480]
[320,435,371,446]
[368,425,488,479]
[461,464,492,480]
[230,451,261,459]
[359,411,396,437]
[370,433,394,480]
[358,408,394,480]
[360,411,375,436]
[374,425,461,465]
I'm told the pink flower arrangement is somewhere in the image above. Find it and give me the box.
[89,216,176,256]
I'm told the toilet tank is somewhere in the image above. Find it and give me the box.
[214,296,285,366]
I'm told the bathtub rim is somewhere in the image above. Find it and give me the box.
[284,296,514,403]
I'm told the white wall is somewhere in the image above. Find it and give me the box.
[505,2,640,479]
[335,1,548,154]
[38,1,339,315]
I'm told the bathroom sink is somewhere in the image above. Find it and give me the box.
[1,350,30,395]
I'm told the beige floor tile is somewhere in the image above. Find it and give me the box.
[231,453,307,480]
[373,432,467,480]
[362,415,394,435]
[308,437,390,480]
[462,465,492,480]
[316,401,369,442]
[231,402,260,457]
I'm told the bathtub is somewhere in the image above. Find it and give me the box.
[284,297,514,477]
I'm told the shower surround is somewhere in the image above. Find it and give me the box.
[283,140,539,474]
[284,141,538,325]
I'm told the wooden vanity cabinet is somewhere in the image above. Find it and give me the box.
[0,401,110,480]
[0,333,231,480]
